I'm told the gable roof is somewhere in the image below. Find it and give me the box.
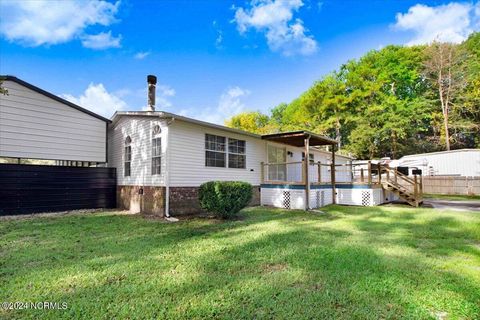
[1,75,110,122]
[111,110,353,160]
[111,110,261,138]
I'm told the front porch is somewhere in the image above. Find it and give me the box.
[258,131,422,209]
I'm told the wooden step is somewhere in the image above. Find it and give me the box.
[382,180,420,207]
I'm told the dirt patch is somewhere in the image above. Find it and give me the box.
[262,263,289,273]
[0,209,124,221]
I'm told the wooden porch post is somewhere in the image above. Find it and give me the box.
[318,161,321,183]
[260,162,265,183]
[367,161,372,185]
[331,143,336,204]
[304,136,310,210]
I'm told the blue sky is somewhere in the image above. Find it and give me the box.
[1,0,479,123]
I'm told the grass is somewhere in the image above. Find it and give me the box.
[1,205,479,319]
[423,193,480,201]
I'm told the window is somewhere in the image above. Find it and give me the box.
[302,152,315,164]
[152,137,161,175]
[124,136,132,177]
[205,134,226,167]
[267,145,286,181]
[228,138,246,168]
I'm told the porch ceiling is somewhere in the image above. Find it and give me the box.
[261,131,337,147]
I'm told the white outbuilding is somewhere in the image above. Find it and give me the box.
[396,149,480,177]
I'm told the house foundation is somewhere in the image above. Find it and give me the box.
[118,185,261,216]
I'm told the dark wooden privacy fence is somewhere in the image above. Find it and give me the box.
[0,164,116,216]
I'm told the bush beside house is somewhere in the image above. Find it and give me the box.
[199,181,253,219]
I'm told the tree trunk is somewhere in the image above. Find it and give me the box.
[391,131,397,159]
[443,109,450,150]
[335,116,341,150]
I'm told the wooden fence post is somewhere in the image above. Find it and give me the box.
[414,175,418,206]
[378,164,382,185]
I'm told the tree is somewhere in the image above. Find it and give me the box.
[423,42,467,150]
[226,35,479,158]
[225,111,277,134]
[0,76,8,95]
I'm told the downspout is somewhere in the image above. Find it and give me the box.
[164,116,175,218]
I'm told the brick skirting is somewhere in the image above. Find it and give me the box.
[117,185,261,216]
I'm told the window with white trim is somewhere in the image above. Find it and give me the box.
[205,134,226,167]
[302,152,315,164]
[124,136,132,177]
[267,145,286,181]
[228,138,246,168]
[151,137,161,175]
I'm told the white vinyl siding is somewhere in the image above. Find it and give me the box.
[400,149,480,177]
[108,117,167,186]
[169,120,266,187]
[0,80,106,162]
[108,115,352,187]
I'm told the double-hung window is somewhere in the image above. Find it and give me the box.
[205,134,226,167]
[228,138,246,168]
[205,134,246,168]
[124,136,132,177]
[152,137,161,175]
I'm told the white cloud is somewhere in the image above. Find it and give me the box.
[213,20,224,49]
[134,51,151,60]
[317,1,324,12]
[0,0,120,48]
[394,2,480,45]
[81,31,121,49]
[233,0,317,56]
[62,83,127,118]
[157,85,176,97]
[180,86,250,125]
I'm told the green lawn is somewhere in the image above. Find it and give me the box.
[423,193,480,201]
[1,205,479,319]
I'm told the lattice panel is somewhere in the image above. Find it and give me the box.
[361,191,371,206]
[282,191,291,209]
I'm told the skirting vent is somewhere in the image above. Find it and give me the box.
[361,191,371,206]
[282,191,291,209]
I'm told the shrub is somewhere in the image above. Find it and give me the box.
[199,181,253,219]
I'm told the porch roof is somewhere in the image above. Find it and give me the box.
[261,130,337,147]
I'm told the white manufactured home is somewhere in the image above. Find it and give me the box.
[108,76,417,216]
[395,149,480,177]
[0,75,421,216]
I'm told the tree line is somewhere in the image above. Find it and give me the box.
[226,33,480,159]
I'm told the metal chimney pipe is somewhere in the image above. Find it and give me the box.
[147,75,157,111]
